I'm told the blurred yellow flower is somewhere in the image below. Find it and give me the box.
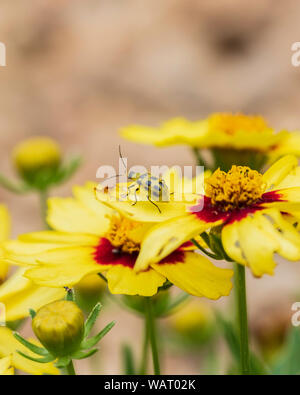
[169,299,214,335]
[2,182,233,299]
[13,136,61,176]
[0,327,59,375]
[121,113,300,164]
[0,355,14,375]
[134,155,300,277]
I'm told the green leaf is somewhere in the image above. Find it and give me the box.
[0,173,30,194]
[271,326,300,375]
[81,321,115,350]
[122,344,135,375]
[17,350,55,364]
[216,313,269,375]
[14,333,49,356]
[71,349,98,360]
[84,302,102,337]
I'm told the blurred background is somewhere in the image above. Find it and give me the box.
[1,0,300,374]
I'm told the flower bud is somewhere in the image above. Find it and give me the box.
[32,300,85,357]
[13,137,61,183]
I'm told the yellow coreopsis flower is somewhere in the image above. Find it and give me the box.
[132,155,300,277]
[0,327,59,375]
[121,113,300,165]
[2,180,233,299]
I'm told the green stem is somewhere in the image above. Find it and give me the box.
[139,316,149,375]
[191,147,207,167]
[66,360,76,375]
[234,263,250,375]
[39,189,49,229]
[144,297,160,375]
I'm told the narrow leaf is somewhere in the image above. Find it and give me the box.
[17,350,55,364]
[14,333,49,356]
[81,321,115,350]
[84,302,102,337]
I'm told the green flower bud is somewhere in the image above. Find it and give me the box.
[32,301,85,357]
[13,137,61,186]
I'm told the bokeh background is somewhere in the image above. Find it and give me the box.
[1,0,300,374]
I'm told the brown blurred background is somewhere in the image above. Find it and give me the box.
[1,0,300,374]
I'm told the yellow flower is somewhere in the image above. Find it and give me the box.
[0,327,59,375]
[0,204,11,284]
[133,155,300,277]
[13,137,61,176]
[2,182,233,299]
[0,356,14,375]
[121,113,300,162]
[169,299,214,335]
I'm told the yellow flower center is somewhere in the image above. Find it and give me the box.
[106,215,140,254]
[208,113,269,135]
[205,166,264,211]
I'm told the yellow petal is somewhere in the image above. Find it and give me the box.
[135,214,220,272]
[120,125,165,145]
[24,247,103,287]
[0,356,14,375]
[262,155,298,191]
[222,222,247,265]
[0,268,65,322]
[0,327,59,375]
[96,183,189,223]
[47,197,110,235]
[269,131,300,161]
[106,265,165,296]
[151,252,233,299]
[275,166,300,189]
[236,215,278,276]
[255,209,300,261]
[0,205,11,242]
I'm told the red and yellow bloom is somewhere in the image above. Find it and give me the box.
[2,183,233,299]
[134,155,300,277]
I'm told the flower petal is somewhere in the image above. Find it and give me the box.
[106,266,165,296]
[222,221,247,265]
[0,327,59,375]
[47,197,110,235]
[0,268,65,322]
[135,214,218,272]
[151,252,233,299]
[262,155,298,191]
[255,209,300,261]
[0,356,14,375]
[96,183,189,223]
[235,215,278,276]
[24,247,102,287]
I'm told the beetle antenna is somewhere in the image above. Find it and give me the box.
[119,145,127,172]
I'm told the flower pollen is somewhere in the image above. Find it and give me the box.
[106,215,140,254]
[205,165,265,211]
